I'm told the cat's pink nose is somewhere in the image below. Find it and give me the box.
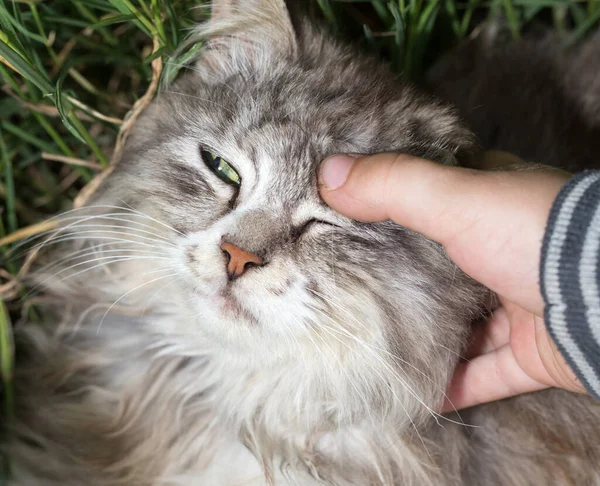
[220,242,263,280]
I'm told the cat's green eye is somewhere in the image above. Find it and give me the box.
[200,148,241,187]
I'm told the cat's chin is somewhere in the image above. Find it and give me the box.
[217,290,257,322]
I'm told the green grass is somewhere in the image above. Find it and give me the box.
[1,0,600,480]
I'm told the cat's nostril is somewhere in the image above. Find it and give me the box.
[221,248,231,264]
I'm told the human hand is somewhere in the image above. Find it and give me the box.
[318,151,586,410]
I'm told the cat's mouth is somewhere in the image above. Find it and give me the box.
[217,288,258,325]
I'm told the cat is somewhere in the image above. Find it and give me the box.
[428,23,600,173]
[3,1,600,485]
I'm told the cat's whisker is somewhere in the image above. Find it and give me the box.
[276,322,295,363]
[23,235,174,256]
[8,205,178,255]
[432,342,470,362]
[303,317,378,427]
[25,255,173,300]
[13,237,171,281]
[307,304,433,461]
[140,276,186,322]
[329,231,336,284]
[307,288,472,427]
[306,301,430,407]
[56,215,175,241]
[309,304,474,428]
[284,317,336,429]
[307,288,379,341]
[280,326,317,428]
[6,207,129,250]
[311,321,403,440]
[58,210,176,228]
[27,239,137,265]
[36,247,170,278]
[306,302,410,403]
[115,199,185,237]
[32,224,175,247]
[35,229,178,249]
[6,226,175,267]
[309,289,443,370]
[97,272,179,335]
[330,327,458,425]
[47,239,169,261]
[164,62,245,104]
[159,90,236,116]
[138,264,180,278]
[278,316,307,370]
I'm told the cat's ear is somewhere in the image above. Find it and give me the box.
[192,0,298,82]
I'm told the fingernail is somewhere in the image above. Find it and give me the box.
[320,155,357,190]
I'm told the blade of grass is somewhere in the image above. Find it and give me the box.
[108,0,155,37]
[71,0,118,45]
[502,0,522,40]
[0,35,54,94]
[0,297,14,423]
[2,121,58,154]
[0,130,17,234]
[316,0,336,24]
[569,3,600,42]
[32,112,75,157]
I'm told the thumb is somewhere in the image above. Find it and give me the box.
[318,153,481,236]
[318,152,568,315]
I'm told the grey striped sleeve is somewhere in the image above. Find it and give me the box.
[541,171,600,398]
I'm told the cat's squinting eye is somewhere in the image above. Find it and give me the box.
[200,148,241,187]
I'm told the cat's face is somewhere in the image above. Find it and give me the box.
[96,0,486,426]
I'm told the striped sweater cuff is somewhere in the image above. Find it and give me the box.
[541,171,600,398]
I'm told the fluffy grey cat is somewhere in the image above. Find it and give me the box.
[4,1,600,485]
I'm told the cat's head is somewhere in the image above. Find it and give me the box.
[88,0,486,430]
